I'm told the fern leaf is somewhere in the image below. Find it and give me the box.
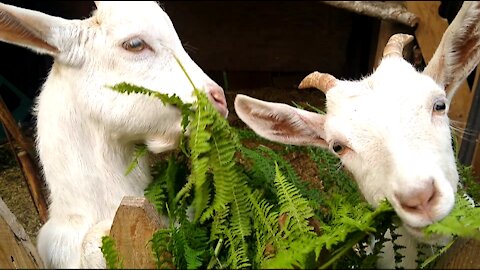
[274,164,315,236]
[101,236,123,269]
[423,193,480,240]
[125,144,148,175]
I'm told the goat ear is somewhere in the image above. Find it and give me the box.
[234,94,328,148]
[423,1,480,99]
[0,3,71,56]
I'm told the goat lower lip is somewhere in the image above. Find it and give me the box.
[218,106,229,118]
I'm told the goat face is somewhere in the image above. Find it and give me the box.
[0,1,227,153]
[89,2,227,109]
[235,1,480,240]
[322,56,457,236]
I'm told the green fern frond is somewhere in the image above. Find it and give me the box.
[224,229,251,269]
[274,164,315,237]
[109,82,192,134]
[423,193,480,240]
[125,144,148,175]
[101,235,123,269]
[150,229,174,269]
[262,235,318,269]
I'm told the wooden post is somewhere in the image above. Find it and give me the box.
[404,1,475,130]
[110,196,170,269]
[0,96,48,223]
[405,1,480,178]
[0,197,43,269]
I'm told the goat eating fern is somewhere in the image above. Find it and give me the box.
[101,82,480,269]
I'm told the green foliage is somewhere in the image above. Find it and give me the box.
[103,61,480,269]
[100,236,123,269]
[423,193,480,240]
[458,162,480,204]
[125,144,148,175]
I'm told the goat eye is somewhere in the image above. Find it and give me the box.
[122,38,146,52]
[332,142,345,155]
[433,100,446,112]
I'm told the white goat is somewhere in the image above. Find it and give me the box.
[0,1,227,268]
[234,1,480,268]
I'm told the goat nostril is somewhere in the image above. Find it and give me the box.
[396,180,437,213]
[205,83,228,117]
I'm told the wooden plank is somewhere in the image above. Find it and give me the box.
[404,1,474,129]
[0,197,43,269]
[434,238,480,269]
[110,196,169,269]
[323,1,419,27]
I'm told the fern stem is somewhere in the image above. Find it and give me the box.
[173,55,197,90]
[319,231,366,269]
[419,238,456,269]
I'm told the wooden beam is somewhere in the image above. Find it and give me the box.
[0,197,43,269]
[110,196,170,269]
[322,1,419,27]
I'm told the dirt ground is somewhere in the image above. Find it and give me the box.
[0,86,327,246]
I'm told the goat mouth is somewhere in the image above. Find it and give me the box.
[403,223,447,243]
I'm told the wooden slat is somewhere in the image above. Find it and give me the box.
[110,196,170,269]
[434,238,480,269]
[0,197,43,269]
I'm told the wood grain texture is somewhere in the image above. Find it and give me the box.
[404,1,475,127]
[110,196,168,269]
[434,238,480,269]
[0,197,43,268]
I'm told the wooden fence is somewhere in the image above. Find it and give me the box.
[1,1,479,269]
[2,195,480,268]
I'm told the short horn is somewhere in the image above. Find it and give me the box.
[298,72,337,94]
[383,33,414,58]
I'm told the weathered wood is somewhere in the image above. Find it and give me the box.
[0,197,43,269]
[17,151,48,224]
[404,1,475,129]
[434,238,480,269]
[322,1,419,27]
[110,196,169,269]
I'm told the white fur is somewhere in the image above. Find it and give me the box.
[234,2,480,268]
[0,1,226,268]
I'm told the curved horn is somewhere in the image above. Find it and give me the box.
[298,72,337,94]
[383,33,414,58]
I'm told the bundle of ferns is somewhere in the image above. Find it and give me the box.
[102,74,480,269]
